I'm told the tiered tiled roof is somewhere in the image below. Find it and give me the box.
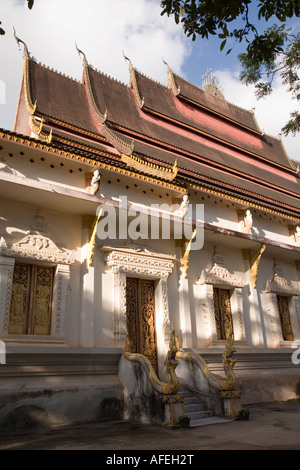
[13,44,300,218]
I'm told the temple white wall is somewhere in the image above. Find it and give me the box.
[0,141,300,418]
[1,190,300,352]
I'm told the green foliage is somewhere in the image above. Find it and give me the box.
[238,407,250,420]
[161,0,300,135]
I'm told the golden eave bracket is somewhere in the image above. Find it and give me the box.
[29,116,53,144]
[243,244,266,288]
[121,154,178,182]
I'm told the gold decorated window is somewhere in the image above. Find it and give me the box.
[8,263,54,335]
[277,295,294,342]
[213,287,234,341]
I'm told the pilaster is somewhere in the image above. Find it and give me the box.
[242,249,264,347]
[52,264,71,336]
[0,256,15,333]
[80,215,96,347]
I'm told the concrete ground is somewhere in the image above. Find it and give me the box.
[0,400,300,451]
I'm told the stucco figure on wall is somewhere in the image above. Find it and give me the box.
[295,226,300,244]
[174,194,189,218]
[89,170,101,195]
[243,210,253,234]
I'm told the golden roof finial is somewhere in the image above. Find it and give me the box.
[13,28,30,58]
[122,50,131,66]
[75,41,88,67]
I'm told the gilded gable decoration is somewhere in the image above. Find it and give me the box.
[14,29,37,115]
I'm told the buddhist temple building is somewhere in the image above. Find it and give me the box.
[0,34,299,428]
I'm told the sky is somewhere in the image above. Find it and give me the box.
[0,0,299,161]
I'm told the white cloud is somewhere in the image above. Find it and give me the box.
[216,69,300,161]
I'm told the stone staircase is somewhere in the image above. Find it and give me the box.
[180,386,231,427]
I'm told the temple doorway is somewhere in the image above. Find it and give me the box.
[126,277,158,373]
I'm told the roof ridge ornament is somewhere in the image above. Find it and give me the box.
[13,27,30,58]
[123,51,145,109]
[202,68,225,101]
[163,59,180,96]
[78,47,134,155]
[14,28,37,115]
[75,41,88,67]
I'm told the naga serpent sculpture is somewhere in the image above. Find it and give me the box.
[123,323,180,396]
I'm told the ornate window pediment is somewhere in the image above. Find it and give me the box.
[0,210,73,340]
[0,210,74,265]
[0,234,74,265]
[198,251,244,288]
[265,261,300,296]
[102,246,176,279]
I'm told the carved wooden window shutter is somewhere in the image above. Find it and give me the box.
[8,263,54,335]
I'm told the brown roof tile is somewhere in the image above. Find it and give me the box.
[29,60,98,134]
